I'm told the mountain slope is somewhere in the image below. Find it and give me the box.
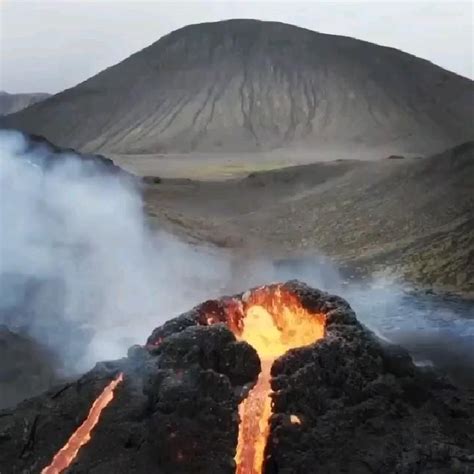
[145,141,474,294]
[2,19,473,155]
[0,91,50,116]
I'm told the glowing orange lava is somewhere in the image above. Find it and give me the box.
[231,287,326,474]
[41,373,124,474]
[235,359,273,474]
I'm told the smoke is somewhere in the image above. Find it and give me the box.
[0,129,235,373]
[1,128,472,394]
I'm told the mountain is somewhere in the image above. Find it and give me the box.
[1,19,473,155]
[0,91,50,116]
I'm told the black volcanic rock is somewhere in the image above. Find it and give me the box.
[267,323,473,473]
[1,20,472,155]
[0,282,473,473]
[0,323,258,474]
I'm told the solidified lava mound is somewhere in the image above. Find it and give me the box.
[0,281,473,474]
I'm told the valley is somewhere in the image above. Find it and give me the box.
[137,142,474,296]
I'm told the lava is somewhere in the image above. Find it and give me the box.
[235,360,272,474]
[229,287,326,474]
[41,372,123,474]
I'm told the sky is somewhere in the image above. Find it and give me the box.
[0,0,472,94]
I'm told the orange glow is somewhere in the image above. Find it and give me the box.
[235,360,272,474]
[41,373,123,474]
[230,287,326,474]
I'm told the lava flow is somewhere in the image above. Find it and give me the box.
[41,372,124,474]
[231,287,326,474]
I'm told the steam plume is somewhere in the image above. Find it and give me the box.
[0,130,232,372]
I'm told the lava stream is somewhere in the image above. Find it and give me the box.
[41,372,124,474]
[232,292,326,474]
[235,360,272,474]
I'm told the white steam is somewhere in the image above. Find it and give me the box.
[0,130,233,372]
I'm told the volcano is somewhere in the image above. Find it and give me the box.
[1,19,473,156]
[1,281,473,473]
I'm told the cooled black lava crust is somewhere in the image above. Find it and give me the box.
[0,281,473,474]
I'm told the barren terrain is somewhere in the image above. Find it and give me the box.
[136,142,473,296]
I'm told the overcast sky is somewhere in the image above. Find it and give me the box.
[1,0,472,94]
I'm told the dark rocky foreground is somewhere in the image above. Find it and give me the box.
[0,281,473,474]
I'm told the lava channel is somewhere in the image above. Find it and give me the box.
[230,287,326,474]
[41,372,124,474]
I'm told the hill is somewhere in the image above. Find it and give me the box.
[2,19,473,156]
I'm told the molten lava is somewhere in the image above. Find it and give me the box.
[235,359,272,474]
[230,287,326,474]
[41,373,123,474]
